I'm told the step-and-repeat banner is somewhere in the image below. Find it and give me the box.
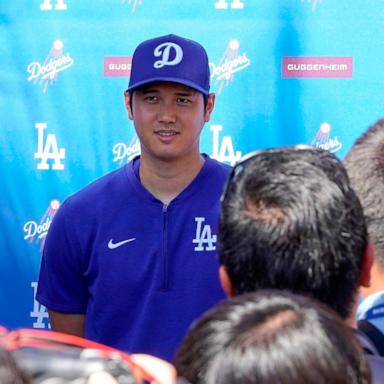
[1,0,383,330]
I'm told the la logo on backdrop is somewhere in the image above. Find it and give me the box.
[30,282,51,329]
[27,40,74,93]
[210,125,242,166]
[35,123,66,171]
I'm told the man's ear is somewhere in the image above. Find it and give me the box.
[124,90,134,120]
[360,241,375,288]
[219,265,235,298]
[204,93,215,122]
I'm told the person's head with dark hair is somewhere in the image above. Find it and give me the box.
[124,34,215,160]
[219,146,373,323]
[0,346,29,384]
[175,290,371,384]
[343,119,384,347]
[344,119,384,297]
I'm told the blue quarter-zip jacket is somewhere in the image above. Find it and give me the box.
[37,155,230,361]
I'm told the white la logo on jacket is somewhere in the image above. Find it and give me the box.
[193,217,217,251]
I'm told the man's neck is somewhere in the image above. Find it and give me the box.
[139,152,205,205]
[361,260,384,300]
[346,291,363,330]
[346,306,358,329]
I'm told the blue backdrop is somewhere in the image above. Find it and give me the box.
[1,0,383,329]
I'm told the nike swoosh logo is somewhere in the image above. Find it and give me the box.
[108,238,136,249]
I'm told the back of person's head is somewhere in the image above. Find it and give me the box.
[175,290,371,384]
[219,146,368,319]
[344,119,384,267]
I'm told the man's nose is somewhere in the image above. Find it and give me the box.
[158,101,177,123]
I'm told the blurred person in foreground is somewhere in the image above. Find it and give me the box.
[0,327,176,384]
[184,146,384,381]
[175,290,371,384]
[344,119,384,355]
[0,345,30,384]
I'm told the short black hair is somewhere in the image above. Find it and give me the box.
[175,290,370,384]
[219,147,367,319]
[344,119,384,266]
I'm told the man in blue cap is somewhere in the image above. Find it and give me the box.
[37,34,230,361]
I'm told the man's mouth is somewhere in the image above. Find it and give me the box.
[156,131,179,137]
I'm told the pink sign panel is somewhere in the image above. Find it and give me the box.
[282,57,353,78]
[104,56,132,77]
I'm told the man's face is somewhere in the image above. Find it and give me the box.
[125,81,214,163]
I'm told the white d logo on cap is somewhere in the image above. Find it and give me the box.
[153,42,183,69]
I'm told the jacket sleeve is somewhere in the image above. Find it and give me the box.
[36,198,88,314]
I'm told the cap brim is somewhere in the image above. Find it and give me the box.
[128,77,210,95]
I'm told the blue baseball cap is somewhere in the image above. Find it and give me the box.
[128,34,211,95]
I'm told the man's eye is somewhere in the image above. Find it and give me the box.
[144,96,158,103]
[177,98,191,104]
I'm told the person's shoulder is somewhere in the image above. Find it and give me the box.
[204,156,232,176]
[358,291,384,320]
[60,166,128,214]
[354,329,384,383]
[367,355,384,384]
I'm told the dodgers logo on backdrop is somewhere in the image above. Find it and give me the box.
[211,124,242,166]
[24,199,61,253]
[112,135,141,165]
[35,123,66,170]
[311,122,342,153]
[30,282,51,329]
[27,40,74,93]
[215,0,244,9]
[193,217,217,251]
[301,0,324,12]
[153,43,183,69]
[40,0,67,10]
[121,0,142,12]
[210,40,251,94]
